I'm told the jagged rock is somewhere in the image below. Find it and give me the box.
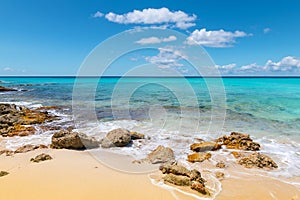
[187,152,211,163]
[145,145,175,164]
[0,103,57,137]
[51,130,99,150]
[0,150,14,156]
[30,153,52,163]
[238,152,278,169]
[101,128,132,148]
[191,181,208,195]
[216,161,226,168]
[216,132,260,151]
[0,86,17,92]
[160,164,191,177]
[0,171,9,177]
[190,142,221,152]
[130,131,145,140]
[215,171,225,179]
[14,144,48,153]
[163,174,191,186]
[189,169,205,184]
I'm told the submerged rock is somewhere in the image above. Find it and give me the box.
[145,145,175,164]
[101,128,132,148]
[160,164,208,195]
[190,142,221,152]
[51,130,99,150]
[0,86,17,92]
[216,132,260,151]
[215,171,225,179]
[187,152,211,163]
[30,153,52,163]
[238,152,278,169]
[0,171,9,177]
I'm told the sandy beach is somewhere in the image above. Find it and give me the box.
[1,149,299,200]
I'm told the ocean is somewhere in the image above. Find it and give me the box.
[1,77,300,185]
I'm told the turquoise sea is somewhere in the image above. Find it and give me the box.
[1,77,300,180]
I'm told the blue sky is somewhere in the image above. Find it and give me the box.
[0,0,300,76]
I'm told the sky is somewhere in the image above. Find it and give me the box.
[0,0,300,76]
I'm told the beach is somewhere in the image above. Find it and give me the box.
[1,149,299,200]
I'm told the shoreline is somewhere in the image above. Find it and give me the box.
[1,149,299,200]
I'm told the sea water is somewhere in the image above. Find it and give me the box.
[1,77,300,181]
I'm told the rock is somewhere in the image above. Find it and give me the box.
[0,171,9,177]
[0,150,14,156]
[238,152,278,169]
[101,128,132,148]
[189,169,205,184]
[130,131,145,140]
[190,142,221,152]
[216,161,226,168]
[14,144,47,153]
[159,164,191,177]
[0,86,17,92]
[231,151,244,158]
[187,152,211,163]
[35,106,60,111]
[191,181,208,195]
[0,103,57,137]
[216,132,260,151]
[51,130,99,150]
[163,174,191,186]
[145,145,175,164]
[215,171,225,179]
[30,153,52,163]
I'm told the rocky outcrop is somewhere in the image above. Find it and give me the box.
[190,142,221,152]
[0,86,17,92]
[216,132,260,151]
[144,145,175,164]
[0,103,57,137]
[160,164,208,195]
[238,152,278,169]
[101,128,132,148]
[14,144,48,153]
[30,153,52,163]
[0,149,14,156]
[187,152,211,163]
[0,171,9,177]
[51,130,99,150]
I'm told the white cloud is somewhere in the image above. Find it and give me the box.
[104,7,196,29]
[3,67,13,72]
[93,11,104,18]
[136,35,177,45]
[186,28,249,48]
[217,56,300,75]
[145,47,187,68]
[263,28,271,34]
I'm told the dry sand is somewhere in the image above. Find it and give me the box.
[0,149,299,200]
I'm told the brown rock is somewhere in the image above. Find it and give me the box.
[51,130,99,150]
[159,164,191,177]
[130,131,145,140]
[0,171,9,177]
[216,161,226,168]
[215,171,225,179]
[163,174,191,186]
[30,153,52,163]
[7,125,36,137]
[187,152,211,163]
[101,128,132,148]
[191,181,208,195]
[190,142,221,152]
[216,132,260,151]
[0,150,14,156]
[231,151,244,158]
[0,86,17,92]
[238,152,278,169]
[14,144,47,154]
[145,145,175,164]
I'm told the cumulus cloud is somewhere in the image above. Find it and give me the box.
[104,7,196,29]
[3,67,13,72]
[263,28,271,34]
[186,28,249,47]
[136,35,177,44]
[217,56,300,75]
[93,11,104,18]
[145,47,187,68]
